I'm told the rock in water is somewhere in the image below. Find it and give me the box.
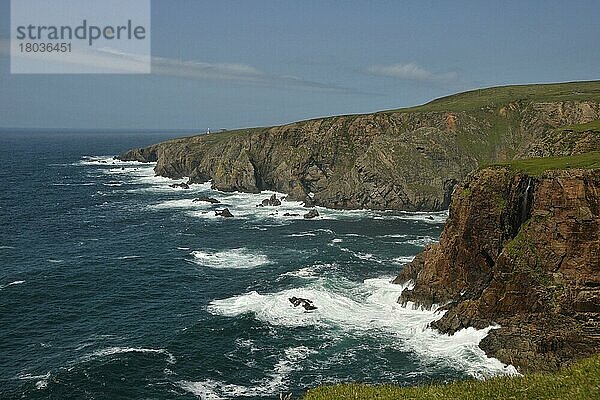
[193,196,221,204]
[260,193,282,206]
[270,194,282,206]
[215,208,234,218]
[289,297,318,311]
[169,182,190,189]
[303,210,319,219]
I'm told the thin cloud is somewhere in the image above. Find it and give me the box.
[367,62,458,83]
[0,41,365,93]
[145,51,356,92]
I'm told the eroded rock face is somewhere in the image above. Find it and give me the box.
[395,167,600,372]
[119,100,600,211]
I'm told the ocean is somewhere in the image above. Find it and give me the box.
[0,132,514,399]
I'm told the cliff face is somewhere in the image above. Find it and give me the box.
[120,82,600,211]
[394,165,600,371]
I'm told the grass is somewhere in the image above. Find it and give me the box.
[557,119,600,133]
[302,354,600,400]
[386,81,600,113]
[495,151,600,176]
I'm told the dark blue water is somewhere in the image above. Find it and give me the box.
[0,132,510,399]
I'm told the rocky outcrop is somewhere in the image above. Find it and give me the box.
[120,82,600,211]
[394,166,600,372]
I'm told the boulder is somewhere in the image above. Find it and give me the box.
[303,210,319,219]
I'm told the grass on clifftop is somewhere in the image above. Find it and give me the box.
[387,81,600,113]
[303,355,600,400]
[497,151,600,176]
[558,119,600,133]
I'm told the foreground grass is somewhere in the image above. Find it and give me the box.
[495,151,600,176]
[303,355,600,400]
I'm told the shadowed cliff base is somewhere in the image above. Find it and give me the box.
[120,81,600,212]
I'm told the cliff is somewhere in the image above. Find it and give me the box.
[394,151,600,372]
[120,81,600,211]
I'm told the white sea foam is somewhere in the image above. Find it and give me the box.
[77,155,150,166]
[116,255,142,260]
[52,182,96,186]
[0,280,25,290]
[287,232,316,237]
[16,372,51,390]
[208,277,518,379]
[178,345,315,399]
[280,265,323,279]
[374,210,449,224]
[332,244,381,263]
[286,229,335,238]
[84,347,176,365]
[405,236,438,247]
[190,248,270,269]
[391,256,416,265]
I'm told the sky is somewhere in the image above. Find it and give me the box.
[0,0,599,130]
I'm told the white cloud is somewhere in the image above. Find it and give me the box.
[367,62,458,83]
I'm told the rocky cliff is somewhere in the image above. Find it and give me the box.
[394,156,600,372]
[120,81,600,211]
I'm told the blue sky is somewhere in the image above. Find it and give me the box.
[0,0,599,130]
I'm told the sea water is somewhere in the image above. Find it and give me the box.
[0,131,515,399]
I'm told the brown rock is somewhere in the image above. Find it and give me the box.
[394,166,600,372]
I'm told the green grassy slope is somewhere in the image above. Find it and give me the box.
[495,151,600,176]
[389,81,600,113]
[558,119,600,133]
[303,355,600,400]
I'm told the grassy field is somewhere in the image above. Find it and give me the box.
[302,355,600,400]
[496,151,600,176]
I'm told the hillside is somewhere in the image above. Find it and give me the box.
[120,81,600,211]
